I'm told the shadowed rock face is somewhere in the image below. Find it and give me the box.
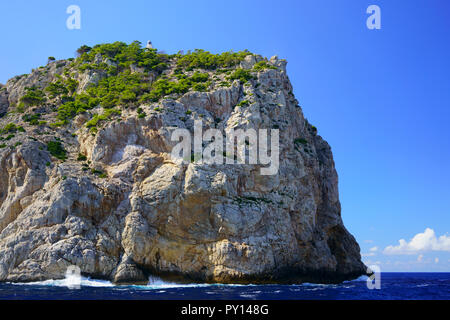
[0,86,8,117]
[0,53,365,284]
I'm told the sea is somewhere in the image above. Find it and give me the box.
[0,273,448,300]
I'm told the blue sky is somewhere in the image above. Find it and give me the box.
[1,0,449,271]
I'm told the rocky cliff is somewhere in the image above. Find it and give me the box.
[0,42,365,284]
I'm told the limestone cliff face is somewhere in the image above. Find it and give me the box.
[0,86,8,117]
[0,50,365,284]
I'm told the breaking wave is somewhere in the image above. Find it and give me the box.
[11,277,114,288]
[10,275,217,289]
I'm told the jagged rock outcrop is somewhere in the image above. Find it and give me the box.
[0,45,365,284]
[0,86,8,117]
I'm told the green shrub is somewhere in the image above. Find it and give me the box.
[78,63,93,72]
[69,42,170,112]
[32,43,264,130]
[140,78,190,103]
[294,138,308,145]
[192,83,208,92]
[176,49,250,71]
[76,45,92,56]
[15,102,25,113]
[190,72,209,83]
[120,90,137,103]
[19,87,46,106]
[47,141,67,160]
[77,153,87,161]
[252,61,277,71]
[1,123,19,134]
[87,70,146,107]
[57,100,90,123]
[86,109,121,129]
[22,113,41,125]
[91,169,105,176]
[78,41,168,73]
[228,68,253,83]
[236,100,249,107]
[65,78,79,94]
[45,81,69,98]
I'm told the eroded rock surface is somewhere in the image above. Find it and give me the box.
[0,50,365,284]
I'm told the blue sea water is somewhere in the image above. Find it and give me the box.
[0,273,448,300]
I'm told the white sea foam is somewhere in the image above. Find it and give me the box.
[354,275,370,282]
[298,282,337,287]
[137,275,212,289]
[10,276,210,289]
[306,287,325,291]
[341,275,370,284]
[10,277,114,288]
[9,274,263,290]
[239,294,257,299]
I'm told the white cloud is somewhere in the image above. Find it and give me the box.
[364,240,374,244]
[383,228,450,255]
[363,259,381,266]
[435,257,439,264]
[362,246,379,257]
[362,252,375,257]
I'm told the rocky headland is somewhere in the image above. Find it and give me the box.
[0,42,365,284]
